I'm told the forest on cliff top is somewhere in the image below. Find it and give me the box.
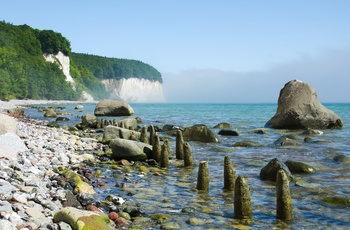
[0,21,162,100]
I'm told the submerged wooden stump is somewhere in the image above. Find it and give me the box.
[223,156,236,191]
[152,133,161,163]
[276,169,293,221]
[149,124,155,145]
[140,125,149,144]
[197,161,209,191]
[176,130,184,159]
[183,142,194,167]
[234,175,252,219]
[160,144,170,168]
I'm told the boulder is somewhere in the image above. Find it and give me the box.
[103,125,141,143]
[265,80,343,129]
[75,105,84,110]
[213,122,232,129]
[0,113,18,134]
[182,125,218,143]
[109,138,152,161]
[260,158,293,182]
[53,207,115,230]
[0,133,27,159]
[81,114,98,128]
[44,108,57,118]
[273,135,300,146]
[218,129,239,136]
[284,160,316,174]
[94,99,134,116]
[118,118,138,130]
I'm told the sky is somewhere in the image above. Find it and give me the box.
[1,0,350,103]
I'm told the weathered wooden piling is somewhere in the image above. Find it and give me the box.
[197,161,209,190]
[152,133,161,163]
[176,130,184,159]
[223,156,236,191]
[149,124,155,145]
[234,175,252,219]
[276,169,293,221]
[160,143,170,168]
[183,142,194,167]
[140,125,149,144]
[164,139,170,155]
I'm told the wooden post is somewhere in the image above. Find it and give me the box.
[234,175,252,219]
[197,161,210,190]
[223,156,236,191]
[276,169,293,221]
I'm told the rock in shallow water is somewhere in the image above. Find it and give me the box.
[265,80,343,129]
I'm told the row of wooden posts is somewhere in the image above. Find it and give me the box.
[142,124,293,221]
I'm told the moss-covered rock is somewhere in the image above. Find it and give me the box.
[233,141,262,147]
[322,196,350,206]
[53,207,115,230]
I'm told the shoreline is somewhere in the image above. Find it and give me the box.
[0,99,97,112]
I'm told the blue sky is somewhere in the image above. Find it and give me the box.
[1,1,350,102]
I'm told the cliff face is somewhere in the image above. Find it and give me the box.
[44,52,164,102]
[101,78,165,103]
[43,52,74,83]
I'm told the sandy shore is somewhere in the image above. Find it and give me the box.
[0,99,97,112]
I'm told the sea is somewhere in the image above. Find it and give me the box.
[25,103,350,229]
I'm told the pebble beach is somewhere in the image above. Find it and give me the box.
[0,100,124,229]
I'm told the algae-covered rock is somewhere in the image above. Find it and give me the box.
[260,158,293,182]
[233,141,262,147]
[57,168,96,195]
[53,207,115,230]
[322,196,350,206]
[183,124,218,143]
[333,155,350,163]
[151,213,172,222]
[285,160,316,174]
[188,217,206,226]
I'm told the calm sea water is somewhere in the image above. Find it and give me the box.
[25,103,350,229]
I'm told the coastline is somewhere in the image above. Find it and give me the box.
[0,99,97,112]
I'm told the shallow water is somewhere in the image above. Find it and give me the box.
[25,103,350,229]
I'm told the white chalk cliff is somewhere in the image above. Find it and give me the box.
[102,78,165,103]
[43,52,164,102]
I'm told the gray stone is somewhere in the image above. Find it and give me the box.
[43,109,57,118]
[183,125,218,143]
[109,138,152,161]
[260,158,293,182]
[81,114,98,128]
[213,122,232,129]
[0,113,18,134]
[94,99,134,116]
[0,220,16,230]
[118,118,138,130]
[265,80,343,129]
[0,201,13,213]
[103,125,141,143]
[218,129,239,136]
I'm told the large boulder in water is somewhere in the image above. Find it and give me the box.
[109,138,152,161]
[182,124,218,143]
[103,125,141,143]
[265,80,343,129]
[94,99,134,116]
